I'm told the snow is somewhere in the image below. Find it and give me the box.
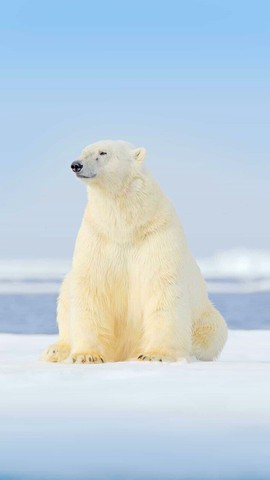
[0,331,270,479]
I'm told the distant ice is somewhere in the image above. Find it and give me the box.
[0,258,70,280]
[0,281,61,294]
[0,258,70,294]
[1,249,270,293]
[198,248,270,293]
[198,248,270,279]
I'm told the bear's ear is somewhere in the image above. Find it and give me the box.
[133,147,146,165]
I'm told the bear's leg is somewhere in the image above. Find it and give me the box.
[192,304,228,360]
[65,277,110,364]
[42,274,71,362]
[138,287,192,362]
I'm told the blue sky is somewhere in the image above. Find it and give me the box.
[0,0,269,258]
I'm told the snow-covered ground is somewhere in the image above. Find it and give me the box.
[0,330,270,479]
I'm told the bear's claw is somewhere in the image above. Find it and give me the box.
[68,353,104,364]
[138,354,162,362]
[138,353,176,362]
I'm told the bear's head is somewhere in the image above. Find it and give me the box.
[71,140,146,192]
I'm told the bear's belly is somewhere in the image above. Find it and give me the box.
[112,275,144,361]
[109,249,144,361]
[87,241,143,361]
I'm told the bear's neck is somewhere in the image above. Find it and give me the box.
[84,171,171,243]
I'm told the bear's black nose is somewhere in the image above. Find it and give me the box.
[71,161,83,173]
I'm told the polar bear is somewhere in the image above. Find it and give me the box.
[43,140,227,364]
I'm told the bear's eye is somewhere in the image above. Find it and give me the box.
[99,151,107,156]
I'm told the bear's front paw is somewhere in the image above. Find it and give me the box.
[138,353,176,362]
[66,353,104,364]
[42,343,70,363]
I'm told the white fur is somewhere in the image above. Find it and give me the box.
[43,140,227,363]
